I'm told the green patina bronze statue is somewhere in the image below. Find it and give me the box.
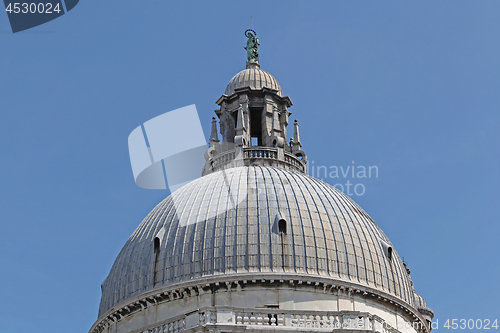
[245,29,259,64]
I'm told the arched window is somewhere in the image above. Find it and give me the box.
[380,239,393,261]
[153,237,161,286]
[154,237,160,254]
[278,219,287,234]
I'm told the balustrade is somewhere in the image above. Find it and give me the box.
[111,307,406,333]
[207,147,305,174]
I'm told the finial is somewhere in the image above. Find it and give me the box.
[244,29,260,67]
[210,117,219,143]
[293,120,301,148]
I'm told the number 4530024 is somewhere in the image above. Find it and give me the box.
[444,319,498,330]
[6,3,62,14]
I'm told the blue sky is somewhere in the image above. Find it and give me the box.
[1,1,499,332]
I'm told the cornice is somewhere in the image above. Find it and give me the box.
[90,273,430,333]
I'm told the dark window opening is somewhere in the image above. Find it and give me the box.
[153,237,161,286]
[380,240,393,261]
[250,107,263,146]
[232,113,238,129]
[154,237,160,254]
[278,219,287,234]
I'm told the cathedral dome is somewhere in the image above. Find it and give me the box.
[99,166,415,316]
[224,64,283,97]
[92,30,433,333]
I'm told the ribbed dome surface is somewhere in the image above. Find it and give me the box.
[414,292,427,308]
[99,166,414,316]
[225,66,283,96]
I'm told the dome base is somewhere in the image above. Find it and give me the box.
[90,277,430,333]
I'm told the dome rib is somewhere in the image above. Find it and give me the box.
[272,166,298,273]
[338,195,366,282]
[278,167,308,274]
[260,167,275,272]
[306,175,346,279]
[346,195,378,287]
[289,168,322,275]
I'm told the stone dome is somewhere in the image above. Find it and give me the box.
[99,166,416,316]
[414,292,435,323]
[224,65,283,97]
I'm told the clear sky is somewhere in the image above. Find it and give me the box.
[1,1,499,332]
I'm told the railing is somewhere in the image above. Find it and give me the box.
[244,147,278,159]
[205,147,306,175]
[137,308,405,333]
[210,150,236,169]
[284,151,306,172]
[134,317,185,333]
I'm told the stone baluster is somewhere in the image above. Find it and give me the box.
[324,315,331,328]
[316,317,323,328]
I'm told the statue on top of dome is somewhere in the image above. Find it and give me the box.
[244,29,259,64]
